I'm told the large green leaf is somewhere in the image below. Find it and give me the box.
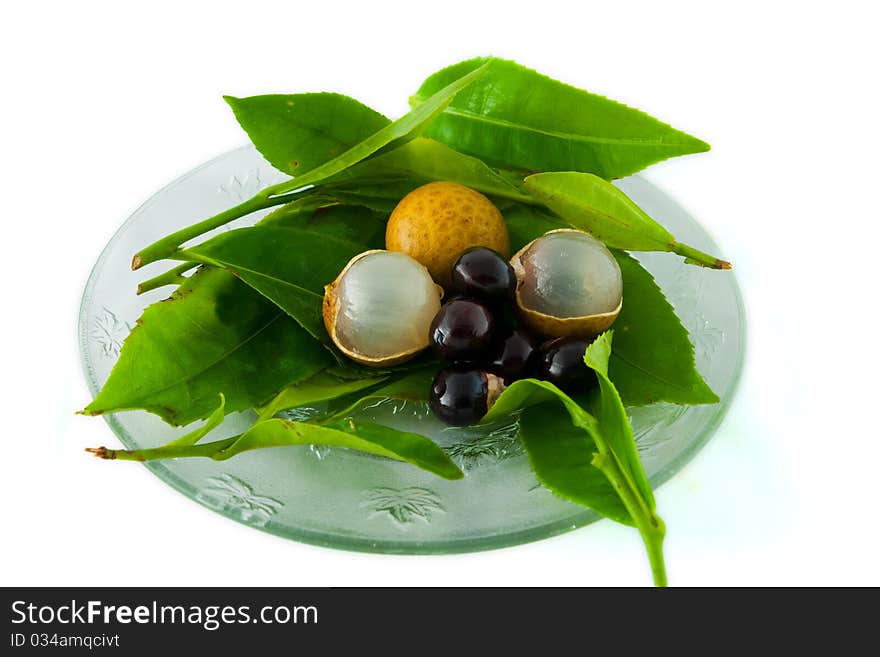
[524,172,730,269]
[411,57,709,179]
[268,62,489,196]
[501,203,716,406]
[83,268,331,425]
[91,415,463,481]
[178,226,365,341]
[224,93,391,176]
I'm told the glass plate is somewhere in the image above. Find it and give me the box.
[79,145,746,554]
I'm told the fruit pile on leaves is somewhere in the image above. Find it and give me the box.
[82,57,732,586]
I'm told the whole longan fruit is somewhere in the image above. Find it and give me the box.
[386,181,510,287]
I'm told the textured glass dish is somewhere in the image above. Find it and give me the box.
[79,145,745,554]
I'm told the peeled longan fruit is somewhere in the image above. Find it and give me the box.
[323,250,442,367]
[511,229,622,339]
[386,181,510,287]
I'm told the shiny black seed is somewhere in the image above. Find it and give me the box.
[450,247,517,303]
[536,337,598,394]
[487,329,537,382]
[429,299,495,362]
[430,368,489,426]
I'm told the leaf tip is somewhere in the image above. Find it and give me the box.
[701,382,721,404]
[445,468,465,481]
[583,330,614,376]
[78,404,101,417]
[691,136,711,153]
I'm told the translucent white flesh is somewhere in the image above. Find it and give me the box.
[335,252,441,359]
[519,232,622,318]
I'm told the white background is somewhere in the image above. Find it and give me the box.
[2,1,878,586]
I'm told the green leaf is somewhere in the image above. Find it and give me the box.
[611,251,719,406]
[583,333,654,506]
[178,226,365,341]
[82,267,331,426]
[325,137,532,203]
[411,57,709,179]
[526,172,672,249]
[255,372,387,422]
[268,62,490,196]
[524,172,730,269]
[228,418,461,480]
[501,203,716,406]
[519,403,631,525]
[224,93,390,176]
[582,332,666,586]
[93,415,463,481]
[166,394,226,447]
[482,333,667,585]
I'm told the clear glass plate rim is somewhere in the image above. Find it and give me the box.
[77,144,747,555]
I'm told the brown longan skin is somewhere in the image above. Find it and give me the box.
[386,181,510,288]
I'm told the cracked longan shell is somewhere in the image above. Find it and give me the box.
[386,181,510,287]
[510,229,622,339]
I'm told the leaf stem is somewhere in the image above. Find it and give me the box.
[132,183,308,270]
[593,452,667,587]
[86,438,238,462]
[672,241,732,270]
[136,262,199,295]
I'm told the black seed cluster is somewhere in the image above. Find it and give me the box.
[428,247,598,426]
